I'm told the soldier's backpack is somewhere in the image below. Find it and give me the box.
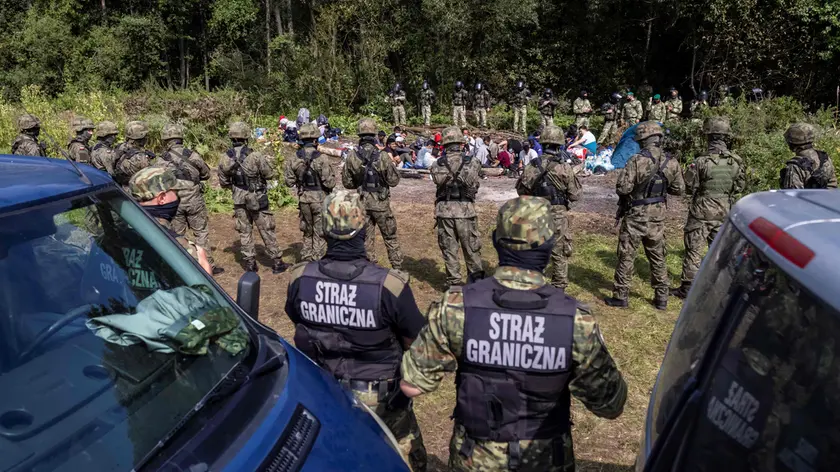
[295,148,322,191]
[780,151,832,189]
[360,146,384,193]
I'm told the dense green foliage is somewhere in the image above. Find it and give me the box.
[2,0,840,112]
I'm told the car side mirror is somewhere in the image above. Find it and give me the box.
[236,271,261,320]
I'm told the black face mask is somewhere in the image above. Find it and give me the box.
[102,135,117,146]
[493,230,555,272]
[324,229,367,261]
[145,199,180,222]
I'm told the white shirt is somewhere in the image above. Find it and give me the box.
[519,149,538,166]
[581,131,596,145]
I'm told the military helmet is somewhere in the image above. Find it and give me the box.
[544,88,553,96]
[516,80,524,90]
[476,82,483,91]
[422,80,429,90]
[610,92,622,103]
[703,116,731,135]
[71,116,95,133]
[699,90,709,100]
[357,118,377,136]
[455,80,464,90]
[17,113,41,131]
[228,121,251,139]
[634,121,663,141]
[323,190,366,240]
[784,123,815,146]
[95,121,118,138]
[129,166,184,202]
[440,126,463,146]
[299,123,320,140]
[540,125,564,145]
[495,196,555,251]
[161,123,185,141]
[125,121,149,140]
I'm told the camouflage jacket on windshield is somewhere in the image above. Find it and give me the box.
[430,151,481,218]
[283,145,336,204]
[342,142,400,212]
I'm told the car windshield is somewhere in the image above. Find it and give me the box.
[0,189,253,472]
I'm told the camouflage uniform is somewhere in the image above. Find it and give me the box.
[538,93,558,128]
[390,88,407,126]
[420,86,436,127]
[573,97,593,128]
[285,190,428,471]
[67,117,94,164]
[473,88,492,128]
[401,197,627,472]
[674,118,745,297]
[115,121,154,190]
[511,85,531,136]
[11,114,47,157]
[431,126,483,288]
[599,101,620,146]
[621,96,644,126]
[217,122,286,272]
[779,123,839,189]
[158,123,217,267]
[91,121,119,176]
[664,93,683,123]
[608,122,685,308]
[649,99,667,123]
[342,118,403,270]
[453,86,470,128]
[283,124,337,262]
[516,126,582,289]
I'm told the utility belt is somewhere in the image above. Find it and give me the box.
[547,194,568,207]
[234,182,266,193]
[631,195,666,207]
[456,428,566,470]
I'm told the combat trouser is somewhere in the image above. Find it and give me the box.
[680,216,722,284]
[171,195,214,264]
[233,205,283,262]
[421,104,432,126]
[475,109,488,128]
[393,106,406,126]
[436,217,483,288]
[449,424,575,472]
[612,215,669,303]
[599,120,619,146]
[299,201,326,262]
[513,105,527,136]
[547,206,571,289]
[541,114,554,128]
[453,106,467,128]
[364,207,403,270]
[575,115,590,128]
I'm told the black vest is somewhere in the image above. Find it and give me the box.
[435,153,474,203]
[296,147,322,191]
[455,278,576,442]
[632,149,670,207]
[226,146,254,190]
[162,148,200,184]
[359,145,384,193]
[293,260,402,381]
[533,158,569,207]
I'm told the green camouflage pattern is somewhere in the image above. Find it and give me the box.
[510,87,531,107]
[390,90,407,126]
[125,121,149,140]
[299,123,320,140]
[539,95,558,116]
[322,189,366,241]
[703,116,731,135]
[452,88,470,107]
[436,217,483,287]
[401,266,627,471]
[11,134,46,156]
[17,113,40,131]
[599,103,621,146]
[421,103,433,126]
[573,98,592,127]
[217,145,276,206]
[357,118,377,135]
[129,166,182,201]
[71,116,95,133]
[116,141,154,187]
[634,121,663,141]
[494,196,555,251]
[169,305,246,356]
[540,126,564,145]
[95,120,118,138]
[161,123,185,141]
[228,121,250,139]
[419,88,436,106]
[665,96,683,122]
[284,146,336,260]
[513,105,527,135]
[91,139,117,175]
[474,89,492,108]
[165,144,214,258]
[364,207,403,270]
[440,126,463,146]
[784,122,815,145]
[452,105,467,128]
[351,387,427,471]
[67,136,92,164]
[649,100,667,122]
[780,147,839,189]
[622,99,644,125]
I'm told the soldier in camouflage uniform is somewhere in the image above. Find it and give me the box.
[285,190,428,471]
[664,87,683,123]
[511,80,531,136]
[400,196,627,472]
[114,121,154,190]
[218,121,289,274]
[342,118,403,270]
[91,121,119,176]
[516,126,582,289]
[11,114,47,157]
[599,92,622,146]
[67,117,94,164]
[621,92,644,126]
[284,123,336,262]
[672,117,745,299]
[389,83,407,126]
[452,81,469,128]
[605,121,685,310]
[158,123,223,275]
[472,83,491,128]
[538,88,558,128]
[779,123,838,190]
[573,90,593,128]
[419,80,436,127]
[431,126,484,288]
[649,95,666,123]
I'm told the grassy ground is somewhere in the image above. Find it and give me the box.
[207,194,690,470]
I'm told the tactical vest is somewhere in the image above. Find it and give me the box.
[359,145,385,193]
[92,141,111,153]
[114,148,149,185]
[533,159,569,207]
[453,91,467,106]
[780,150,832,189]
[698,153,738,198]
[292,260,402,381]
[296,147,322,191]
[435,154,474,203]
[69,139,92,163]
[162,148,201,184]
[631,149,670,207]
[455,278,576,444]
[227,146,258,191]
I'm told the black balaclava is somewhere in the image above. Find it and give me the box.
[231,138,248,148]
[101,134,117,147]
[493,230,556,272]
[26,127,41,139]
[145,198,180,221]
[360,135,378,147]
[324,229,368,261]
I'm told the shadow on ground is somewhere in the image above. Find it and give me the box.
[402,256,448,292]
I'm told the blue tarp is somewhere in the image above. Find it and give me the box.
[610,122,665,169]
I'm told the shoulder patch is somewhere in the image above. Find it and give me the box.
[384,269,410,297]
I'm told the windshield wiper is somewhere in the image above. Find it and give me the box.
[132,334,286,472]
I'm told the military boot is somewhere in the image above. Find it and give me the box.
[272,259,290,274]
[212,266,225,276]
[670,282,691,299]
[603,297,628,308]
[466,271,486,284]
[243,259,258,272]
[653,298,668,311]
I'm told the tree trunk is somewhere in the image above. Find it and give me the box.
[203,50,210,91]
[274,2,284,35]
[265,0,272,73]
[690,45,698,95]
[286,0,294,37]
[100,0,105,12]
[642,17,653,76]
[179,36,186,88]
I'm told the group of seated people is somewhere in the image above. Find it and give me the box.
[278,110,342,143]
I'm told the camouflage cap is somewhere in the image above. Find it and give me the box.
[495,196,555,251]
[228,121,251,139]
[125,121,149,140]
[299,123,320,140]
[71,116,95,133]
[17,113,41,131]
[322,190,366,240]
[440,126,463,146]
[540,125,564,145]
[634,121,663,141]
[161,123,185,141]
[357,118,377,136]
[129,166,186,202]
[703,116,731,135]
[784,123,814,145]
[95,120,118,138]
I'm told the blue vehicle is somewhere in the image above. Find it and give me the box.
[637,190,840,472]
[0,155,409,471]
